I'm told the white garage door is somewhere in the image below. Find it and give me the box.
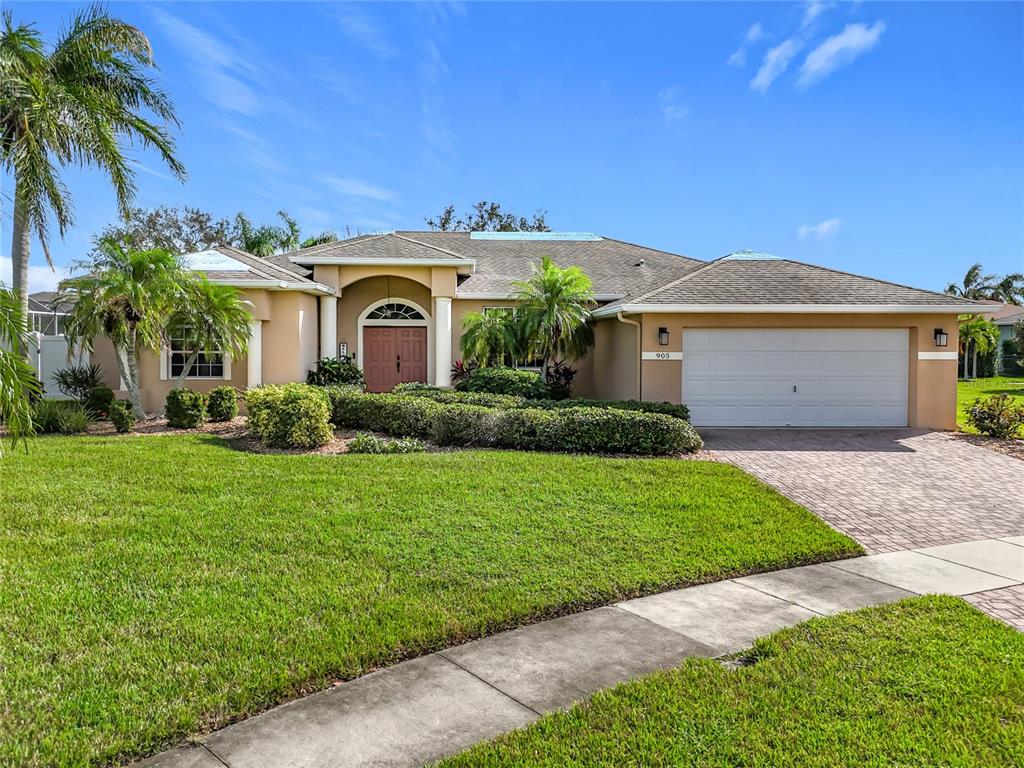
[682,329,909,427]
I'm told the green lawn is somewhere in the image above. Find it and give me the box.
[441,597,1024,768]
[957,375,1024,432]
[0,436,858,767]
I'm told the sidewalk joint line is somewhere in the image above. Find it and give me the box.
[435,653,544,718]
[201,743,231,768]
[912,549,1022,583]
[729,578,827,617]
[821,561,923,594]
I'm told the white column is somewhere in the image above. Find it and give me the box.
[434,296,452,387]
[247,320,263,388]
[320,295,338,359]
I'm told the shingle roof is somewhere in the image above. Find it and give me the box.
[601,252,985,310]
[183,246,326,290]
[286,232,473,263]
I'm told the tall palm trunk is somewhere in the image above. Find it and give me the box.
[972,346,978,379]
[11,179,32,332]
[124,327,145,418]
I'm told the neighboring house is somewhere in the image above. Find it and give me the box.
[980,301,1024,372]
[89,232,980,429]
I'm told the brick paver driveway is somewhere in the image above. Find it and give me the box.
[705,429,1024,555]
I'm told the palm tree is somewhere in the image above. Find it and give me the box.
[233,210,337,256]
[513,256,596,380]
[946,264,998,300]
[167,279,250,388]
[460,310,520,367]
[0,288,42,452]
[1,5,185,324]
[990,273,1024,305]
[957,314,999,380]
[61,240,183,417]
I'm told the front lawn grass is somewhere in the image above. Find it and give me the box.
[0,436,859,767]
[957,375,1024,432]
[440,596,1024,767]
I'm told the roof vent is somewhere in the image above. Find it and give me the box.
[722,250,781,261]
[469,232,601,241]
[636,257,646,266]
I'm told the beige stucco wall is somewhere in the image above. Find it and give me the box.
[337,276,433,365]
[589,317,640,401]
[630,312,960,429]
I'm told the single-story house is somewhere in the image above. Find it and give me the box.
[87,231,980,429]
[981,301,1024,373]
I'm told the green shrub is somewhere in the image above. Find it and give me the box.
[326,389,702,454]
[307,356,365,388]
[347,432,424,454]
[207,386,239,422]
[432,404,499,447]
[53,363,105,402]
[455,367,550,399]
[108,401,134,433]
[84,385,115,418]
[165,389,207,429]
[395,385,691,421]
[247,383,333,448]
[33,400,91,435]
[545,361,576,400]
[966,394,1024,438]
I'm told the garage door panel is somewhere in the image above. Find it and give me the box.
[682,329,908,427]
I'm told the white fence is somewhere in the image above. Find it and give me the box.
[27,333,90,398]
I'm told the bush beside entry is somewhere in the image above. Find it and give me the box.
[455,367,550,399]
[207,386,239,422]
[165,389,207,429]
[326,388,702,455]
[247,384,333,448]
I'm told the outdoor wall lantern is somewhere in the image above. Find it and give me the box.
[658,327,670,346]
[934,328,948,347]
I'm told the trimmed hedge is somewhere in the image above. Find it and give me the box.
[207,386,239,422]
[109,401,134,433]
[347,432,424,454]
[247,383,333,448]
[391,384,691,421]
[326,388,702,455]
[454,367,550,399]
[165,389,207,429]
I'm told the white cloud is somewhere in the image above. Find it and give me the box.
[657,86,690,122]
[798,21,886,89]
[325,176,396,202]
[330,7,398,58]
[801,1,834,30]
[751,39,800,92]
[0,256,72,293]
[728,22,764,67]
[797,218,842,239]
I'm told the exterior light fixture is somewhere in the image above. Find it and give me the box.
[658,327,669,346]
[934,328,948,347]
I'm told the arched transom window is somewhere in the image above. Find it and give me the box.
[366,302,425,321]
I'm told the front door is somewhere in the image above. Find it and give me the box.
[363,327,428,392]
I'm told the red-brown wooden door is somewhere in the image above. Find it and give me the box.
[363,327,427,392]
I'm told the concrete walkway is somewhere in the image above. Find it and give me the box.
[139,536,1024,768]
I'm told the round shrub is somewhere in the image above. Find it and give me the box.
[455,367,550,399]
[165,389,207,429]
[966,394,1024,439]
[536,407,703,455]
[348,432,424,454]
[207,386,239,422]
[32,400,91,435]
[326,387,443,438]
[84,385,115,418]
[109,400,134,433]
[247,383,333,448]
[307,356,365,388]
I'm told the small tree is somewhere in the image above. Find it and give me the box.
[957,314,999,380]
[513,256,595,380]
[61,240,184,417]
[232,210,337,256]
[426,201,550,232]
[460,310,521,367]
[0,288,42,452]
[167,279,251,388]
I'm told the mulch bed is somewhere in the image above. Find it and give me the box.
[953,432,1024,462]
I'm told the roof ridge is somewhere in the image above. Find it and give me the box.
[287,233,389,259]
[623,255,728,303]
[774,257,987,305]
[390,232,473,260]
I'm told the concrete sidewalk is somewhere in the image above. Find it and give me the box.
[139,536,1024,768]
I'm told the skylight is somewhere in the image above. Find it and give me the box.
[722,250,781,261]
[182,250,250,271]
[469,232,601,241]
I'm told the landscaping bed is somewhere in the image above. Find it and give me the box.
[0,436,858,766]
[440,596,1024,767]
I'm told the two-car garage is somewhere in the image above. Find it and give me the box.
[682,329,910,427]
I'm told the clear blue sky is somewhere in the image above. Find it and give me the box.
[2,1,1022,293]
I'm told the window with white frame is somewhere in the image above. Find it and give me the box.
[169,336,225,378]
